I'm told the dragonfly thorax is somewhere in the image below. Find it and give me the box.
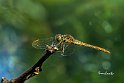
[55,34,75,43]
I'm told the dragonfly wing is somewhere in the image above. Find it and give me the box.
[32,37,54,49]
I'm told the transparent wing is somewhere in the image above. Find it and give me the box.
[32,37,54,49]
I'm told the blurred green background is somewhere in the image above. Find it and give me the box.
[0,0,123,83]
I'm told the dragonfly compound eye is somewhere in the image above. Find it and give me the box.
[55,34,62,42]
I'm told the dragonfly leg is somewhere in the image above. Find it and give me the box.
[61,43,69,56]
[51,42,54,46]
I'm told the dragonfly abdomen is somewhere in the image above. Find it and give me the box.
[73,39,110,53]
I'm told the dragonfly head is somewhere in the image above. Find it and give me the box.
[55,34,63,42]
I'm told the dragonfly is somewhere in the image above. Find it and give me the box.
[32,34,110,54]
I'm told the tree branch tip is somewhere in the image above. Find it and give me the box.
[46,45,58,53]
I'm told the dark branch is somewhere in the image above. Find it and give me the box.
[1,45,58,83]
